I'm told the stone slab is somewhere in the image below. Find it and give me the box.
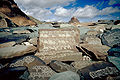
[79,44,110,61]
[36,51,83,64]
[0,41,16,48]
[36,28,80,54]
[0,45,37,59]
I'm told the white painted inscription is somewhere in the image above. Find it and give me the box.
[38,28,80,52]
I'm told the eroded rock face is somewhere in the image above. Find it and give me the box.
[9,55,56,80]
[0,0,36,26]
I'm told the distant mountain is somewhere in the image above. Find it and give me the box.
[0,0,36,26]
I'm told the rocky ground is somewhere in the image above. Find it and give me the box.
[0,20,120,80]
[0,0,120,80]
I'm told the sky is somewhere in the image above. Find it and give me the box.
[15,0,120,22]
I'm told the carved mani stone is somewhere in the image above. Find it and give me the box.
[37,28,80,53]
[35,28,81,63]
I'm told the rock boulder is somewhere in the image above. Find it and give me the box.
[0,45,37,59]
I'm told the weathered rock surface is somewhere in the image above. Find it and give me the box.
[49,60,77,72]
[71,61,99,69]
[107,45,120,71]
[101,29,120,47]
[77,61,119,80]
[36,28,81,63]
[84,36,102,45]
[108,46,120,57]
[79,44,110,61]
[0,45,37,59]
[9,55,56,80]
[0,41,16,48]
[37,28,80,52]
[0,0,36,26]
[49,71,80,80]
[36,51,83,64]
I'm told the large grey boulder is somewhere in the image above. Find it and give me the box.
[101,29,120,47]
[49,71,80,80]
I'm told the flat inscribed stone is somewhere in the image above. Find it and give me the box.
[37,28,80,53]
